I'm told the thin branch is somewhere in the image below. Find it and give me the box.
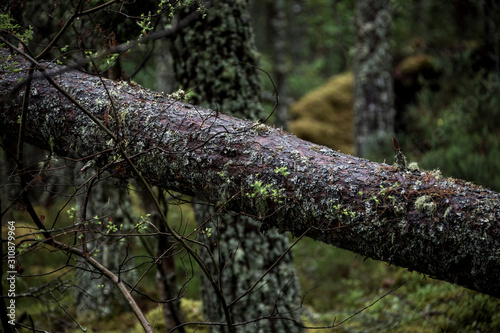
[44,238,154,332]
[49,291,86,332]
[228,226,311,307]
[36,0,85,59]
[8,39,236,331]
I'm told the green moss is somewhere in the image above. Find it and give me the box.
[171,1,264,121]
[252,121,270,134]
[131,299,208,333]
[289,72,354,154]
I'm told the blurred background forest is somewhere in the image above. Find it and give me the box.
[249,1,500,331]
[2,0,500,332]
[249,0,500,193]
[121,0,500,192]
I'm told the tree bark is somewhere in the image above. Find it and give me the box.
[353,0,395,159]
[269,0,289,130]
[1,48,500,299]
[170,2,304,331]
[75,179,138,318]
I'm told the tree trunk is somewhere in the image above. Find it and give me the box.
[353,0,395,160]
[75,179,138,318]
[134,187,187,332]
[170,2,304,331]
[269,0,289,130]
[1,48,500,300]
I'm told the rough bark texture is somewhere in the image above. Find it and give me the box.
[171,1,262,120]
[269,0,289,130]
[171,2,304,331]
[353,0,395,159]
[1,49,500,299]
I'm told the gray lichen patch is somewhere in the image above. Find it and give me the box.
[414,195,436,217]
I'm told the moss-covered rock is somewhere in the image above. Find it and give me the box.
[289,72,354,154]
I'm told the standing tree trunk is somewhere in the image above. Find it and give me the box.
[483,0,500,78]
[76,179,138,318]
[171,1,304,332]
[353,0,395,160]
[270,0,289,130]
[140,189,186,332]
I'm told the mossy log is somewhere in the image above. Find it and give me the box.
[1,49,500,299]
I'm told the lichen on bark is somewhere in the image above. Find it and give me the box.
[2,47,500,300]
[170,2,304,331]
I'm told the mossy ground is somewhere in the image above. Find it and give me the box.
[293,238,500,332]
[288,72,354,155]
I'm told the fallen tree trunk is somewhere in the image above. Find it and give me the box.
[1,48,500,298]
